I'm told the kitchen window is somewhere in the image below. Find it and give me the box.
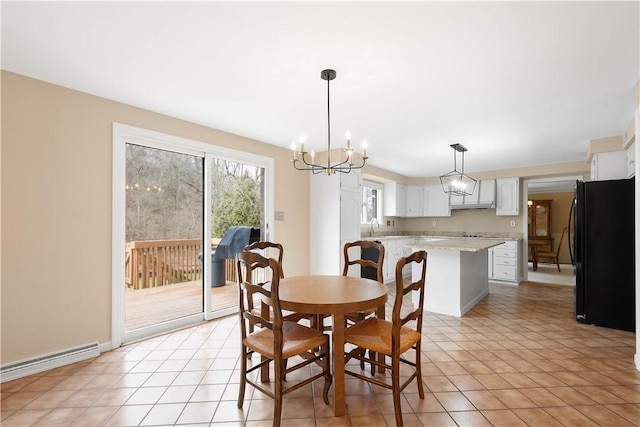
[362,181,383,225]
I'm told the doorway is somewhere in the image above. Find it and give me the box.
[524,176,581,286]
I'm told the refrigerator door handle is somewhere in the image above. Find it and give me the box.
[567,198,576,265]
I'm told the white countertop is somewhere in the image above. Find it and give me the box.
[362,234,522,242]
[407,238,505,252]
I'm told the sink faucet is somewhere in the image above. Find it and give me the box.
[369,218,380,237]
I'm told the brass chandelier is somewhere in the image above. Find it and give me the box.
[291,69,368,175]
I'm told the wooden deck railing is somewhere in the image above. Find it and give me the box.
[125,239,237,289]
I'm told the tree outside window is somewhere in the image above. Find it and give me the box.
[362,181,383,224]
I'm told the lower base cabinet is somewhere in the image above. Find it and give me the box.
[488,240,520,283]
[378,238,413,283]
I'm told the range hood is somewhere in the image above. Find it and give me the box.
[449,179,496,210]
[450,200,495,210]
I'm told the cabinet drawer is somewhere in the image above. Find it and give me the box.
[494,249,516,258]
[494,265,517,281]
[494,257,516,266]
[496,241,517,250]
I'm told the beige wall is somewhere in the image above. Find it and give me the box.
[1,71,310,363]
[0,70,605,367]
[403,208,523,234]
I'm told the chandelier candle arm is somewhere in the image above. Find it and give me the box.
[291,69,369,175]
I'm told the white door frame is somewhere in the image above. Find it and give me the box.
[112,123,274,348]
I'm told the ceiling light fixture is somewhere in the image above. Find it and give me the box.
[291,69,368,175]
[440,143,477,196]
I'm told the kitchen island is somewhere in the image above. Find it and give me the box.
[408,238,504,317]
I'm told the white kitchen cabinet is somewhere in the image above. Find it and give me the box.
[590,151,627,181]
[495,178,519,216]
[310,170,361,275]
[381,239,396,282]
[383,182,407,217]
[488,240,519,283]
[340,170,362,193]
[478,179,496,206]
[378,237,413,283]
[406,185,423,217]
[627,144,635,178]
[422,185,451,217]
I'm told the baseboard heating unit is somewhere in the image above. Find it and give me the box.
[1,342,100,383]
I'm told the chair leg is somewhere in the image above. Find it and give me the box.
[358,313,366,371]
[322,339,332,405]
[237,346,247,409]
[556,261,561,272]
[273,360,284,427]
[415,343,424,399]
[392,355,403,427]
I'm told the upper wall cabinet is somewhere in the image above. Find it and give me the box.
[423,184,451,217]
[406,185,423,217]
[496,177,519,216]
[383,182,407,217]
[627,144,635,178]
[590,151,628,181]
[340,170,362,192]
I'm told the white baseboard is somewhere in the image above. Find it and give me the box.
[1,342,100,383]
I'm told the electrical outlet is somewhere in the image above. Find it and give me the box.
[510,220,516,227]
[386,220,390,226]
[432,221,437,227]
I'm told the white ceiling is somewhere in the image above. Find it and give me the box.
[2,1,638,178]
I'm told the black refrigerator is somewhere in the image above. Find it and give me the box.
[569,178,635,332]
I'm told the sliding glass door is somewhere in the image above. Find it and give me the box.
[113,124,273,345]
[124,144,204,331]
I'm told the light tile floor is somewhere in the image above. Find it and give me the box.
[2,281,639,426]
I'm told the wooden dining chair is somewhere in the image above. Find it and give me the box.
[244,241,285,278]
[243,241,313,330]
[343,250,427,427]
[342,240,386,323]
[342,240,385,283]
[236,251,332,427]
[528,244,538,271]
[316,240,386,335]
[535,227,566,272]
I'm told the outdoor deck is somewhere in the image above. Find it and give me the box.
[125,280,238,330]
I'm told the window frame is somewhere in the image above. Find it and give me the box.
[361,180,384,225]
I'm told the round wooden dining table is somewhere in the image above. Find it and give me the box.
[277,275,388,416]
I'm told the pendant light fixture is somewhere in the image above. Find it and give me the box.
[440,143,477,196]
[291,69,368,175]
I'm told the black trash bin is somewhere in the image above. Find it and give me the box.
[198,251,226,288]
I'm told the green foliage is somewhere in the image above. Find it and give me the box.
[126,146,263,242]
[212,172,261,237]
